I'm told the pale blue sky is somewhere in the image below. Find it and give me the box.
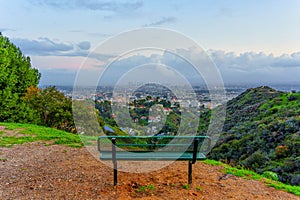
[1,0,300,85]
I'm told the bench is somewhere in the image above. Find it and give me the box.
[97,135,211,185]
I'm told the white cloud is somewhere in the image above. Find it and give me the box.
[144,17,177,27]
[77,41,91,50]
[24,43,300,85]
[208,50,300,70]
[104,49,300,85]
[12,37,91,57]
[206,50,300,84]
[28,0,143,13]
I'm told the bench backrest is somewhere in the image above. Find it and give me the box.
[98,135,210,161]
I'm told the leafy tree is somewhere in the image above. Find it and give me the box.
[0,33,40,122]
[23,86,75,132]
[73,100,103,136]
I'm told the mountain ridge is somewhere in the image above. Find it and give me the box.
[209,86,300,185]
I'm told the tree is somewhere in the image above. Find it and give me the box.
[0,33,40,122]
[23,86,75,132]
[73,100,103,136]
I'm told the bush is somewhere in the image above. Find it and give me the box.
[262,171,278,181]
[291,175,300,186]
[242,150,269,170]
[275,145,289,158]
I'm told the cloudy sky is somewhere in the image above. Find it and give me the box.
[1,0,300,86]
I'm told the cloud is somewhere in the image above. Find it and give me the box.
[68,30,112,38]
[77,41,91,50]
[36,48,300,86]
[12,37,91,57]
[82,0,143,12]
[208,50,300,70]
[0,28,15,33]
[97,49,300,85]
[28,0,143,12]
[88,32,112,37]
[206,50,300,84]
[271,53,300,68]
[144,17,177,27]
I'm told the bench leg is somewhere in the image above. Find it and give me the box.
[114,163,117,186]
[112,138,117,186]
[188,161,193,184]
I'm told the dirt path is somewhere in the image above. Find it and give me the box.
[0,143,299,200]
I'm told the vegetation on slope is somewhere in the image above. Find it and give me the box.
[1,122,299,197]
[203,159,300,196]
[0,122,82,148]
[95,86,300,186]
[208,86,300,185]
[0,34,76,133]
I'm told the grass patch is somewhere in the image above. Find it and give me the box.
[202,159,222,166]
[196,186,202,191]
[202,159,300,196]
[225,167,262,180]
[80,135,98,146]
[182,184,189,189]
[136,184,156,192]
[0,136,36,147]
[266,180,300,196]
[0,157,8,161]
[0,122,83,148]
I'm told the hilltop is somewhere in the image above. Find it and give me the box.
[209,86,300,185]
[0,122,300,199]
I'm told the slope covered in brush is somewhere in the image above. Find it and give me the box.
[209,86,300,185]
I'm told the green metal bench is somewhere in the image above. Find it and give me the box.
[97,135,211,185]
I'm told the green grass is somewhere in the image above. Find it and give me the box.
[0,122,83,148]
[259,92,300,111]
[182,184,189,189]
[136,184,156,192]
[202,159,222,166]
[0,157,8,161]
[196,186,202,191]
[80,135,98,146]
[225,166,263,180]
[266,181,300,196]
[202,159,300,196]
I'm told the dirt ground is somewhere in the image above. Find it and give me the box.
[0,142,299,200]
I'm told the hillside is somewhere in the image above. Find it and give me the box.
[209,86,300,185]
[0,123,82,148]
[1,123,300,199]
[0,123,300,199]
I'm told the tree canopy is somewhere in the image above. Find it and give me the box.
[0,33,40,122]
[23,86,75,132]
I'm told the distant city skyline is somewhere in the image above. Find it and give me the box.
[1,0,300,86]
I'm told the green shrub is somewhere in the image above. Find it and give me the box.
[262,171,278,181]
[136,184,156,192]
[183,184,189,189]
[196,186,202,191]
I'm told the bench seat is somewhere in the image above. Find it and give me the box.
[100,151,206,160]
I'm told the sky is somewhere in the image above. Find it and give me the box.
[1,0,300,86]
